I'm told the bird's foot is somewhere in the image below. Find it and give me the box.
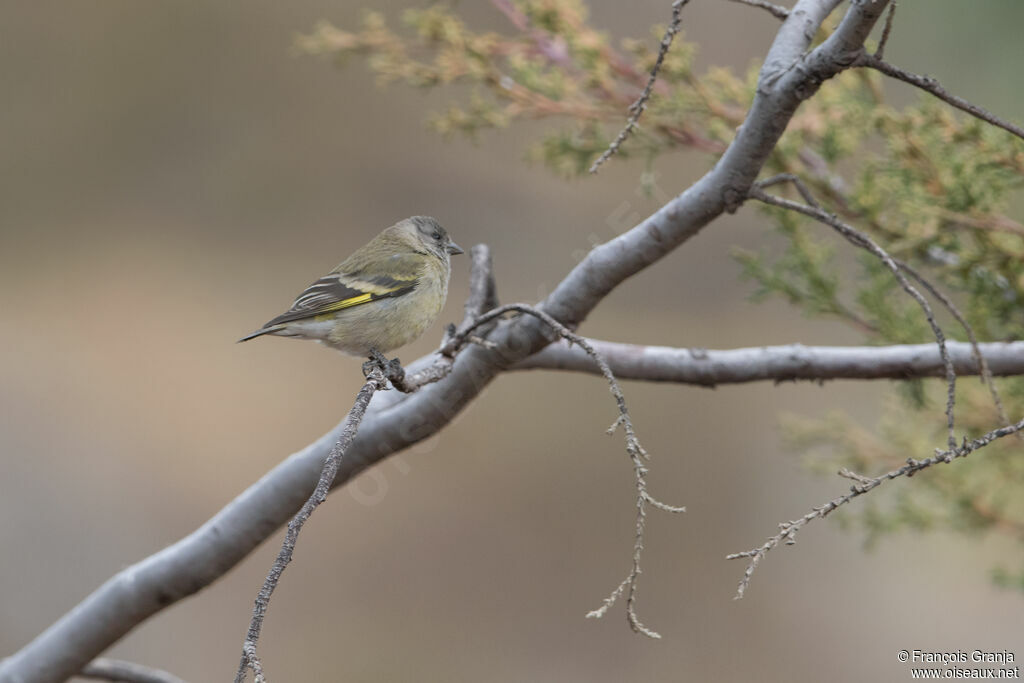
[364,349,407,390]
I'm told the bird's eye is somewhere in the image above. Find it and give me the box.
[432,231,442,240]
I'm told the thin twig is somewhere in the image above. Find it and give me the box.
[873,1,896,59]
[725,0,789,21]
[235,369,389,683]
[589,0,690,174]
[895,259,1018,441]
[857,53,1024,141]
[79,658,189,683]
[750,182,959,450]
[756,173,821,208]
[452,303,685,638]
[727,416,1024,598]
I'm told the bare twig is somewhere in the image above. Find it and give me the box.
[454,303,685,638]
[727,416,1024,598]
[235,368,389,683]
[79,658,189,683]
[515,340,1024,385]
[894,259,1018,440]
[857,53,1024,141]
[756,173,821,208]
[874,1,896,59]
[589,0,691,174]
[749,183,959,450]
[726,0,789,21]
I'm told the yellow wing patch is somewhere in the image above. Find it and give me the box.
[258,272,418,330]
[312,293,373,320]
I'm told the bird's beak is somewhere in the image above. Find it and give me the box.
[446,240,465,255]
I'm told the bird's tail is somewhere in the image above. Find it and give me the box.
[237,326,278,343]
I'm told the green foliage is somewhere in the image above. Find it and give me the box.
[299,0,1024,589]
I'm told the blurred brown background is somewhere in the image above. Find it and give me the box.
[1,2,1021,681]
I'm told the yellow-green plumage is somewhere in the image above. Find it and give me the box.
[239,216,463,356]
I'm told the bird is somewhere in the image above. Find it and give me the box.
[239,216,463,358]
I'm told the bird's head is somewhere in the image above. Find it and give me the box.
[394,216,464,261]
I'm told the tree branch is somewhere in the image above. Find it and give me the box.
[873,0,896,59]
[78,659,188,683]
[727,416,1024,598]
[538,0,885,335]
[0,2,895,679]
[0,252,509,683]
[857,53,1024,141]
[895,259,1017,438]
[515,340,1024,386]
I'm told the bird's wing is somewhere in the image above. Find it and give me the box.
[261,254,423,328]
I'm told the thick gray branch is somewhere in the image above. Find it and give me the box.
[535,0,885,335]
[0,3,893,681]
[77,658,188,683]
[516,340,1024,385]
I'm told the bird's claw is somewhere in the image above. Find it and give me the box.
[364,349,406,388]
